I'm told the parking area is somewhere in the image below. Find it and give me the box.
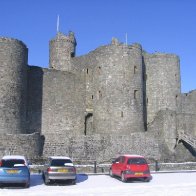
[1,172,196,195]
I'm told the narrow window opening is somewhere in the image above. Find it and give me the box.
[84,113,93,135]
[121,111,123,117]
[134,90,138,99]
[145,74,147,81]
[87,68,88,74]
[146,98,148,104]
[134,66,137,74]
[97,90,102,100]
[92,95,93,99]
[99,90,102,98]
[98,66,101,75]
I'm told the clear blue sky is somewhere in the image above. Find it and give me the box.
[0,0,195,93]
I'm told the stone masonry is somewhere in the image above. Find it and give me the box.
[0,31,196,162]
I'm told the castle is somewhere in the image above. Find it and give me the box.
[0,31,196,162]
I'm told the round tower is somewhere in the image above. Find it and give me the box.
[92,42,145,134]
[0,37,28,134]
[49,31,76,71]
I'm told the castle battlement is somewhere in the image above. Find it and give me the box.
[0,37,27,48]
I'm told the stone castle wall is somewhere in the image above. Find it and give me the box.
[28,67,86,135]
[49,32,76,71]
[0,132,42,158]
[0,38,28,134]
[42,133,161,162]
[147,109,177,152]
[27,66,43,134]
[0,33,195,162]
[177,90,196,136]
[91,43,145,134]
[144,53,181,124]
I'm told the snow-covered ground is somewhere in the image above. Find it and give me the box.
[1,172,196,196]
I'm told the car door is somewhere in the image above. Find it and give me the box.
[112,157,121,175]
[116,156,125,176]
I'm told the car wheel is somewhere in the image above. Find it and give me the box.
[143,177,150,182]
[109,168,114,177]
[121,172,127,182]
[24,181,30,188]
[43,175,50,185]
[42,173,45,181]
[44,179,50,185]
[71,179,76,185]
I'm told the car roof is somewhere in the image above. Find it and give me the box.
[121,154,145,158]
[2,155,26,160]
[49,156,71,160]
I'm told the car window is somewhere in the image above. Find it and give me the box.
[0,159,25,168]
[127,158,147,165]
[121,156,125,163]
[50,159,72,166]
[114,157,120,163]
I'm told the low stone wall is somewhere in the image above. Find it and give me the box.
[29,161,196,174]
[0,132,42,159]
[42,133,161,162]
[152,162,196,171]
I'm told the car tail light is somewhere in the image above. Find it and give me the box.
[47,167,52,172]
[69,167,76,173]
[0,161,2,167]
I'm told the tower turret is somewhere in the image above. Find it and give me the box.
[49,31,76,71]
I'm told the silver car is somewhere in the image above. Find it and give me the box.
[42,156,76,185]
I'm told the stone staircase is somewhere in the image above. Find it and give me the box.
[177,130,196,148]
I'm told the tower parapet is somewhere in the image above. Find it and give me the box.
[49,31,76,71]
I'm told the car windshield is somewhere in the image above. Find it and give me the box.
[0,159,25,168]
[127,158,147,165]
[50,159,72,166]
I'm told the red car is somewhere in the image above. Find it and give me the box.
[109,155,152,182]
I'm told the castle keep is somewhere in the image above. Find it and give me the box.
[0,32,196,162]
